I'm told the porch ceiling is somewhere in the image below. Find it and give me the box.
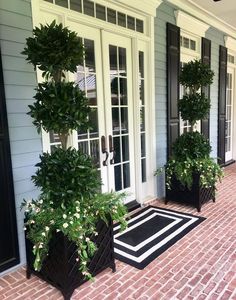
[188,0,236,30]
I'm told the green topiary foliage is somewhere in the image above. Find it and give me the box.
[172,131,211,161]
[28,81,91,135]
[178,93,210,125]
[22,20,84,81]
[179,59,214,127]
[32,147,101,208]
[179,59,214,91]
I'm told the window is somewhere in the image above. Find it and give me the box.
[228,54,235,64]
[44,0,144,34]
[180,36,196,51]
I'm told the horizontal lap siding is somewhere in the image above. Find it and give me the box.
[205,28,224,158]
[155,3,176,198]
[0,0,41,272]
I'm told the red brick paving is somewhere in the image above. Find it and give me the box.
[1,164,236,299]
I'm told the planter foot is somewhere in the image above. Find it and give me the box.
[164,198,168,205]
[62,293,73,300]
[111,262,116,273]
[26,267,31,279]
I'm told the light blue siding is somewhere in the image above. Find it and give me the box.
[155,2,176,198]
[0,0,41,273]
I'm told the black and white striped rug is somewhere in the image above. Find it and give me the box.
[114,206,205,269]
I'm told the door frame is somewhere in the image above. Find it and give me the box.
[31,0,157,204]
[225,67,235,162]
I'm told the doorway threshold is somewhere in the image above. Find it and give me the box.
[125,200,141,213]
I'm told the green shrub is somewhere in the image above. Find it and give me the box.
[178,93,210,125]
[179,59,214,91]
[22,21,84,81]
[32,147,101,207]
[28,81,90,135]
[172,131,211,160]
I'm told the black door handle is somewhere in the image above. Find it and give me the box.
[109,135,116,165]
[101,136,109,166]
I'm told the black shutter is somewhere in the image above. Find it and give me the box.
[167,23,180,159]
[0,47,19,272]
[201,37,211,139]
[218,45,227,165]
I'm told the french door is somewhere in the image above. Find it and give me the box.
[225,68,234,162]
[68,22,136,203]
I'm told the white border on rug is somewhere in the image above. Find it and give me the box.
[114,207,200,264]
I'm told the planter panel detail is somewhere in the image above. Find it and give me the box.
[26,218,115,300]
[165,173,215,212]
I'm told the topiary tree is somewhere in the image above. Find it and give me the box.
[22,21,127,278]
[156,59,223,191]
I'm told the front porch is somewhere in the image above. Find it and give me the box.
[1,164,236,300]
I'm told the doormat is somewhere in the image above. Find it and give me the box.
[114,206,205,269]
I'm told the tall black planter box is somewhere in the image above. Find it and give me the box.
[25,217,115,300]
[165,173,215,212]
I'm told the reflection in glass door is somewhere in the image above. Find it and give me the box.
[225,69,234,162]
[75,38,100,168]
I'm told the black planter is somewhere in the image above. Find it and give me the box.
[25,217,115,300]
[165,173,215,212]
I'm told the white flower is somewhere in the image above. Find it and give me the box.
[63,214,67,219]
[63,223,68,228]
[45,226,50,231]
[39,199,43,204]
[94,232,98,236]
[39,244,43,249]
[82,261,87,265]
[56,229,60,232]
[76,258,79,262]
[50,220,55,225]
[85,237,90,242]
[41,232,46,237]
[82,271,89,276]
[30,220,35,224]
[70,221,73,225]
[74,213,80,219]
[24,227,27,231]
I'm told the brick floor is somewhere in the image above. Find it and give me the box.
[1,164,236,299]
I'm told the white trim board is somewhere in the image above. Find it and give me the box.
[175,10,209,37]
[225,36,236,52]
[167,0,236,39]
[109,0,162,17]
